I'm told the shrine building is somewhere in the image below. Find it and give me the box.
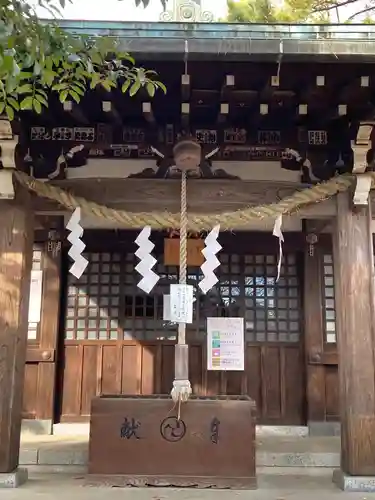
[2,15,375,490]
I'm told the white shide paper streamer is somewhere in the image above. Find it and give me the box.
[135,226,160,294]
[66,207,89,279]
[199,225,222,294]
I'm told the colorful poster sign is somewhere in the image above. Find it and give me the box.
[207,317,245,371]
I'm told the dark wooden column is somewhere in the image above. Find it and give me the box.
[0,187,33,473]
[333,191,375,476]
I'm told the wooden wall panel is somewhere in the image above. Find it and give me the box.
[22,364,39,419]
[80,346,98,416]
[140,345,160,395]
[121,345,141,394]
[101,345,120,395]
[59,341,304,423]
[189,345,204,396]
[60,345,82,420]
[160,345,174,394]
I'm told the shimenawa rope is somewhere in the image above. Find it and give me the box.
[13,170,375,231]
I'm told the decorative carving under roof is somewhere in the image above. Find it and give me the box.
[159,0,214,22]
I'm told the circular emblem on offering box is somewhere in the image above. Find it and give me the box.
[160,416,186,442]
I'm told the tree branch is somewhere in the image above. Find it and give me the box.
[311,0,368,13]
[347,4,375,19]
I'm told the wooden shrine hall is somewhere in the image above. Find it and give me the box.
[2,19,375,489]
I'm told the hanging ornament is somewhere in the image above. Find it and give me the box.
[198,225,221,294]
[273,215,284,282]
[135,226,160,294]
[306,233,318,257]
[66,207,88,279]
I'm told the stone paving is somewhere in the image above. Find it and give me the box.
[19,434,341,471]
[3,472,375,499]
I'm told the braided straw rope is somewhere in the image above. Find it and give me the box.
[179,171,187,285]
[14,170,375,231]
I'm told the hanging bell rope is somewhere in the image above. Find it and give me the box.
[13,170,375,231]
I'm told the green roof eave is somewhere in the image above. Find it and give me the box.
[46,20,375,60]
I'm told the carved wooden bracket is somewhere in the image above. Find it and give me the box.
[352,122,373,174]
[0,170,15,199]
[0,118,17,199]
[353,174,372,207]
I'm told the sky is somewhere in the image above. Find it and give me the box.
[35,0,228,22]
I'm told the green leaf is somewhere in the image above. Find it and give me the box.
[17,84,32,94]
[42,69,56,86]
[146,82,155,97]
[52,83,68,91]
[2,55,14,72]
[0,101,5,115]
[122,79,131,93]
[59,90,68,103]
[5,105,14,121]
[69,90,80,103]
[33,99,42,114]
[156,81,167,94]
[20,96,33,110]
[35,94,48,107]
[101,80,113,92]
[129,80,141,97]
[19,72,33,80]
[71,85,84,96]
[37,88,48,99]
[7,97,19,111]
[33,61,41,76]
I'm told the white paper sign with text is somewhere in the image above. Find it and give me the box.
[207,317,245,371]
[169,284,194,324]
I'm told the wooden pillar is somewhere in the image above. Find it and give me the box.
[0,187,33,474]
[333,191,375,476]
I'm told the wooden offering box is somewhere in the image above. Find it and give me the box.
[88,395,257,489]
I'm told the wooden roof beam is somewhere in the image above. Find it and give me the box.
[181,102,189,128]
[300,75,325,102]
[261,75,279,98]
[181,74,190,101]
[221,74,235,100]
[338,75,370,102]
[218,103,229,123]
[142,102,155,123]
[63,101,88,124]
[102,100,122,125]
[298,104,308,116]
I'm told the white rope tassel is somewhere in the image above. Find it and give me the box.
[171,380,192,404]
[273,215,284,282]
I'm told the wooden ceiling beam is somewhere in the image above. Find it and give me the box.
[221,74,235,100]
[102,100,122,125]
[31,178,336,219]
[181,102,189,128]
[181,74,191,101]
[218,103,229,124]
[142,102,155,123]
[300,74,326,103]
[260,75,295,108]
[338,75,371,103]
[63,101,88,124]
